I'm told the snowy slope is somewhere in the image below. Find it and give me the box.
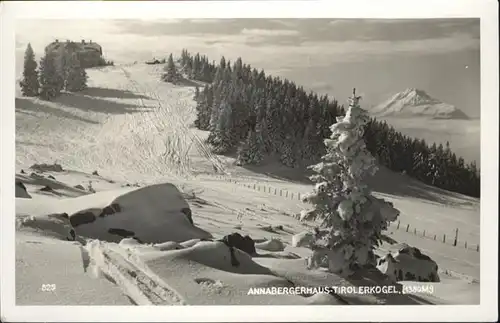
[371,88,469,119]
[14,63,480,306]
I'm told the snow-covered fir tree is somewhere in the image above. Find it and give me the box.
[65,53,88,92]
[236,126,264,166]
[38,52,64,100]
[301,88,400,276]
[194,85,213,130]
[280,134,298,167]
[162,54,180,83]
[19,43,39,97]
[207,100,233,154]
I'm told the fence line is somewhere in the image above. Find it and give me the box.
[213,174,480,253]
[393,220,479,253]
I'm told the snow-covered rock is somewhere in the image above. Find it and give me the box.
[377,243,440,282]
[371,88,469,119]
[17,183,212,243]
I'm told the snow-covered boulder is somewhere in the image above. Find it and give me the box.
[219,232,256,256]
[17,183,212,243]
[16,181,31,199]
[377,243,440,282]
[71,183,211,243]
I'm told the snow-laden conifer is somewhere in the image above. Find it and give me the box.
[38,52,64,100]
[302,88,400,275]
[20,43,40,97]
[65,53,88,92]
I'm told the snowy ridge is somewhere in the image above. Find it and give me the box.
[371,88,469,119]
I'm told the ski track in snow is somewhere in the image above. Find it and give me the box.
[70,66,229,303]
[20,65,230,303]
[86,240,186,305]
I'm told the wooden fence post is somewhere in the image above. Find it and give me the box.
[397,221,400,230]
[406,224,410,232]
[423,230,426,237]
[291,193,294,199]
[433,234,436,240]
[465,241,467,249]
[280,189,282,196]
[414,228,417,235]
[443,234,446,243]
[286,191,288,198]
[453,228,458,247]
[274,188,277,195]
[476,245,479,252]
[253,184,256,189]
[298,193,301,200]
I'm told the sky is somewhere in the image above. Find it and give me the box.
[16,18,480,118]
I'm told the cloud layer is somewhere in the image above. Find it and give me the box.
[15,18,480,118]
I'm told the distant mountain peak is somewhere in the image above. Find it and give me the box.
[371,88,469,120]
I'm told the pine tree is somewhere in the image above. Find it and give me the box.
[301,88,400,275]
[19,43,40,97]
[280,135,298,167]
[65,53,88,92]
[162,54,180,83]
[194,85,212,130]
[236,127,264,166]
[38,52,64,100]
[207,100,233,154]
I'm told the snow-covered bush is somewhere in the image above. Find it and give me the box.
[301,88,400,275]
[377,243,440,282]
